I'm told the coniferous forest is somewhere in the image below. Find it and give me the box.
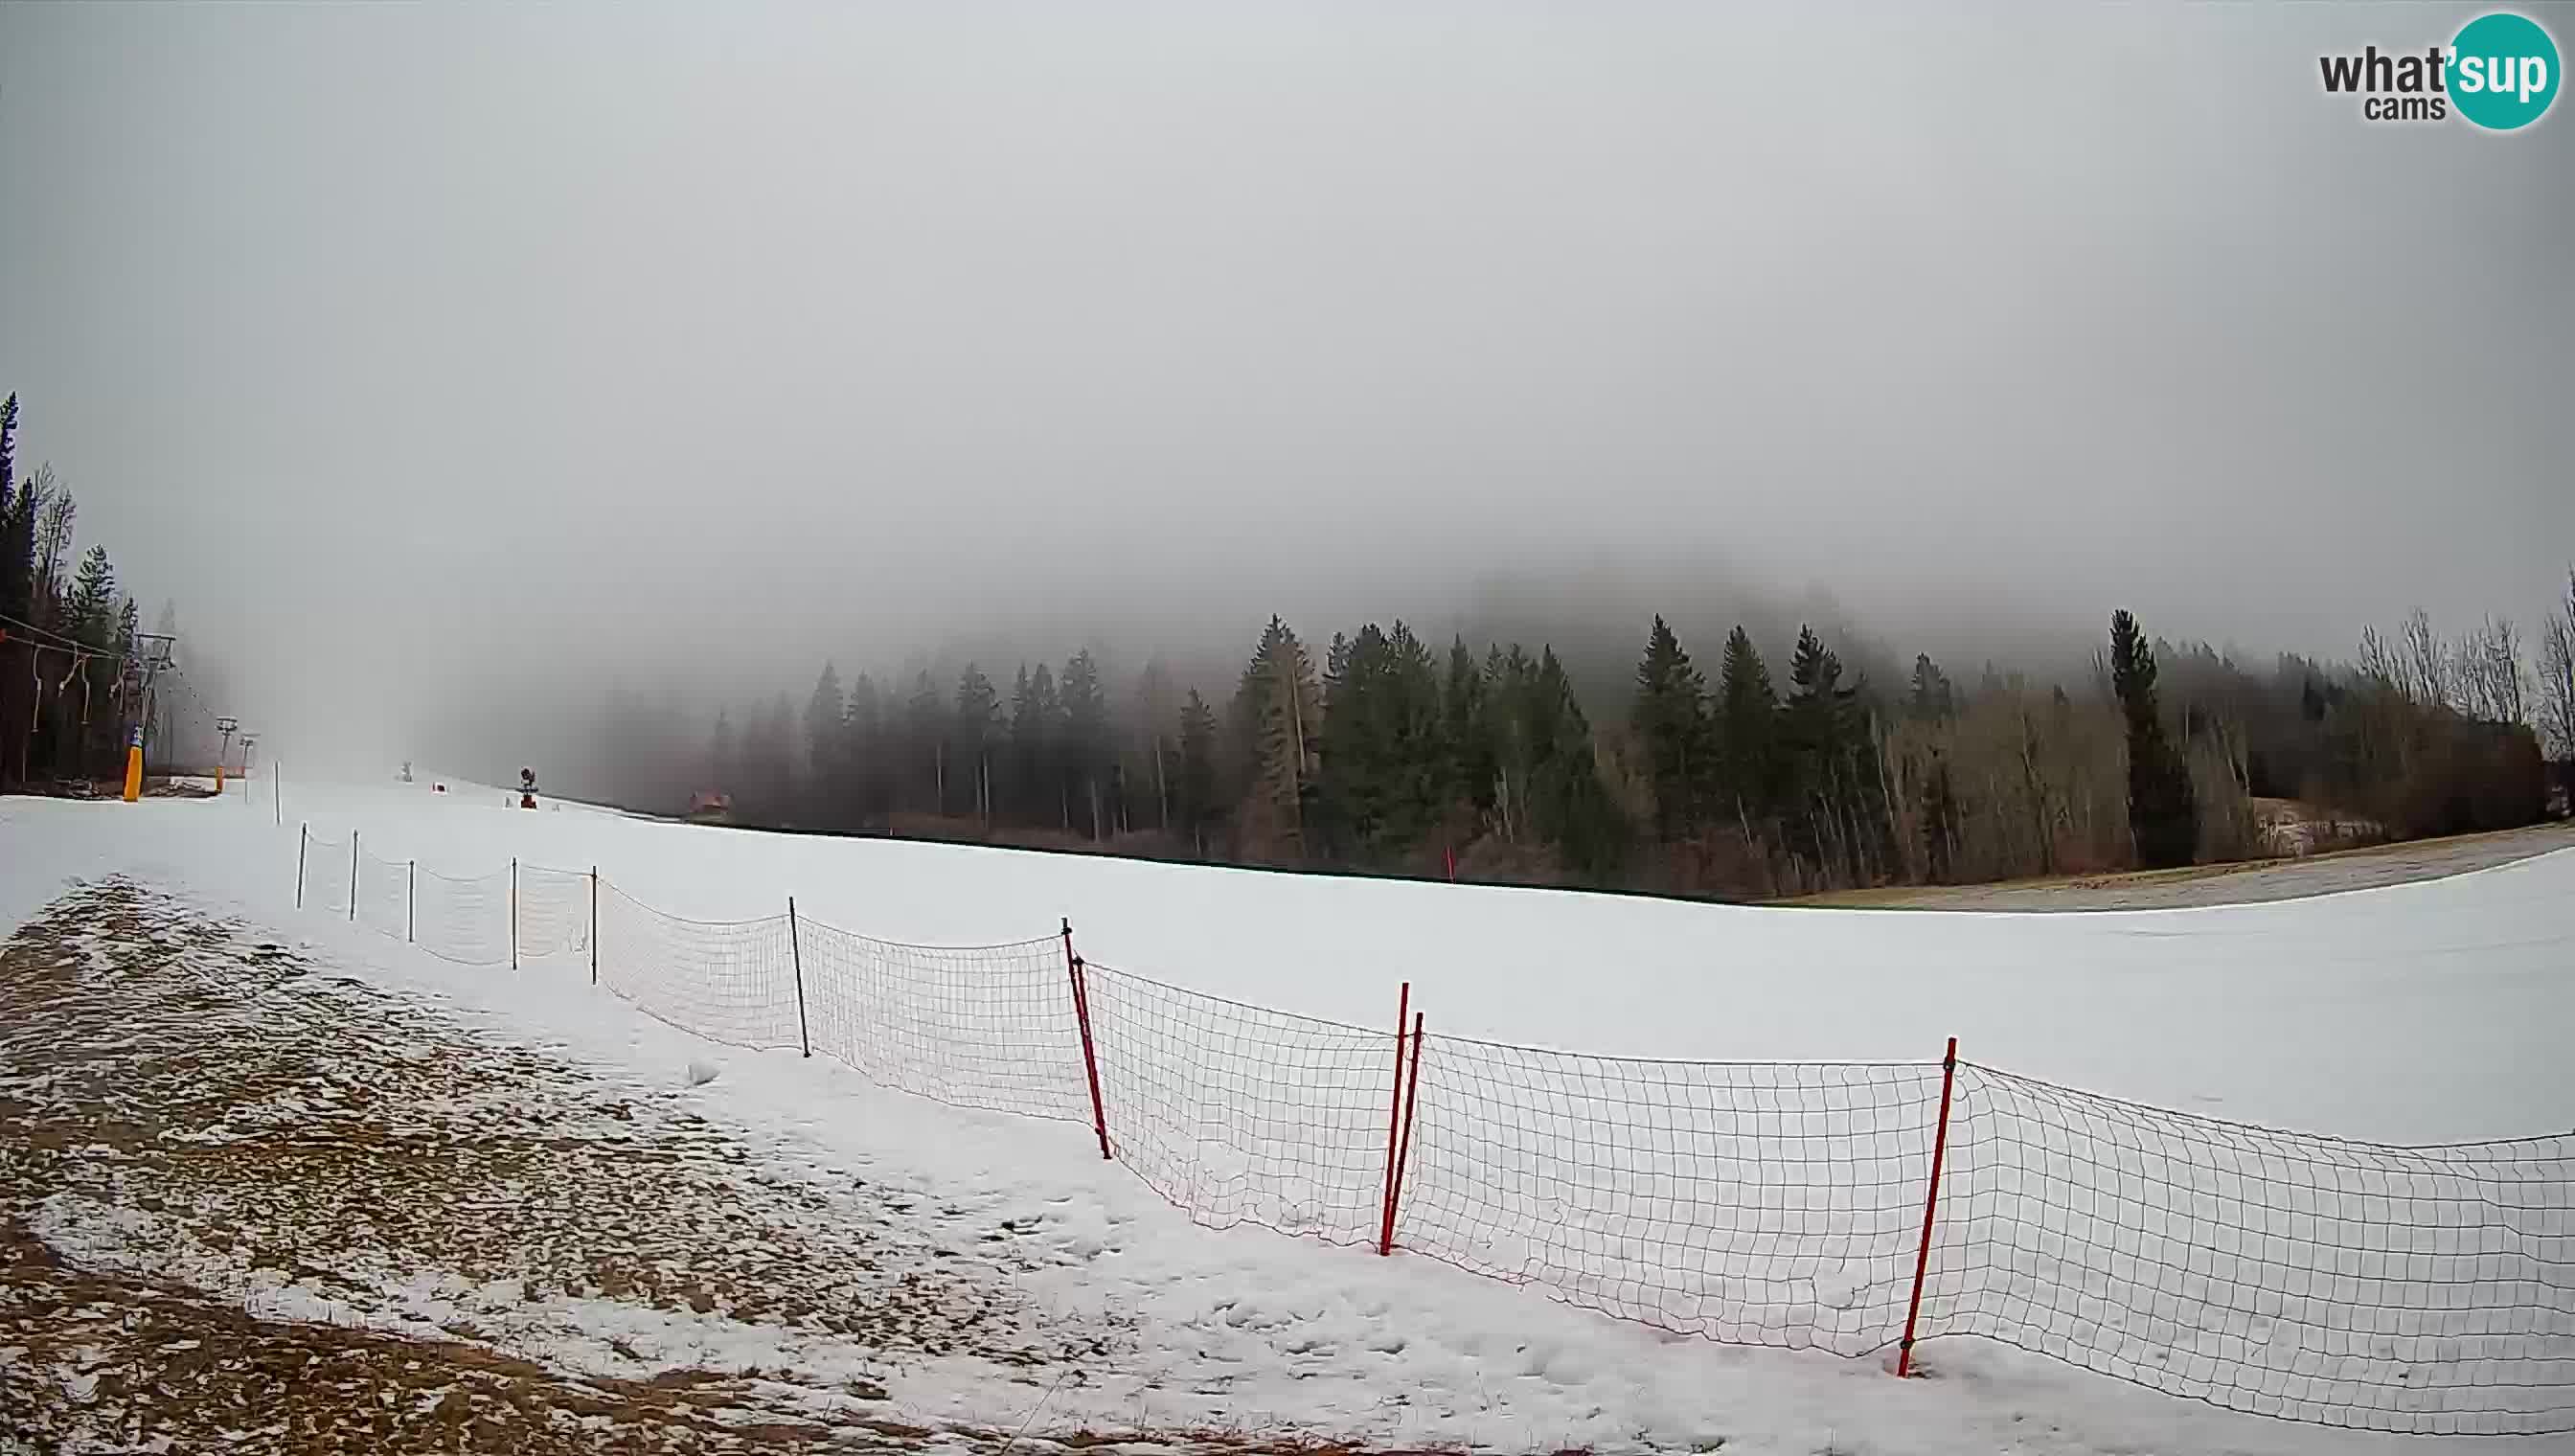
[581,584,2575,900]
[0,394,217,792]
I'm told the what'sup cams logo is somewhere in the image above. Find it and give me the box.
[2319,11,2559,128]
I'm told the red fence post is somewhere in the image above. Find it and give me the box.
[1382,1010,1425,1255]
[1062,919,1111,1161]
[1898,1035,1959,1377]
[1390,1010,1431,1247]
[1378,982,1411,1255]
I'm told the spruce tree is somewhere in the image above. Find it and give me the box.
[843,672,885,822]
[954,663,1001,823]
[1442,635,1493,817]
[905,670,946,814]
[2111,608,2199,868]
[1713,626,1779,818]
[1920,748,1960,882]
[1060,649,1107,837]
[69,545,116,649]
[1909,653,1954,720]
[1175,688,1219,854]
[1231,616,1320,859]
[1629,615,1712,840]
[0,394,22,623]
[707,708,735,795]
[803,663,843,804]
[1317,621,1444,860]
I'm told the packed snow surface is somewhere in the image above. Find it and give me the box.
[4,771,2569,1453]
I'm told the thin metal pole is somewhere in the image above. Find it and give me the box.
[1378,981,1411,1256]
[274,763,281,826]
[588,866,599,985]
[510,857,518,970]
[348,831,358,921]
[295,824,307,909]
[1898,1036,1961,1378]
[1063,919,1110,1160]
[786,897,810,1058]
[407,860,416,943]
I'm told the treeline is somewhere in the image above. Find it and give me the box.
[587,580,2573,898]
[0,394,201,791]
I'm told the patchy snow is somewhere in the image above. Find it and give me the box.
[3,777,2571,1452]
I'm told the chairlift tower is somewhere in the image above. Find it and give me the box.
[122,633,177,802]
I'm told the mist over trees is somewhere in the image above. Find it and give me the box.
[566,579,2568,899]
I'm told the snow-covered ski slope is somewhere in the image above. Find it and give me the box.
[6,773,2572,1449]
[111,769,2573,1143]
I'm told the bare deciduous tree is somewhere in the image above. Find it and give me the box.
[2540,568,2575,761]
[2398,607,2452,710]
[2453,615,2527,725]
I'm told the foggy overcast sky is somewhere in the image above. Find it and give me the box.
[1,3,2567,763]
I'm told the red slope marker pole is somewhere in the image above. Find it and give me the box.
[1383,1010,1425,1256]
[1063,919,1110,1160]
[1378,981,1411,1255]
[1898,1035,1959,1378]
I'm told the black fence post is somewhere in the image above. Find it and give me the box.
[786,897,811,1058]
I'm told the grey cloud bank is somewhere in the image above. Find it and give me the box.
[0,3,2564,771]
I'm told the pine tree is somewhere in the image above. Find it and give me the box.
[69,545,117,649]
[1174,689,1219,854]
[707,708,736,794]
[1231,616,1321,859]
[843,672,887,823]
[803,662,844,805]
[1316,621,1445,860]
[1030,662,1062,827]
[1920,748,1960,882]
[1629,616,1712,840]
[1713,626,1779,818]
[2111,608,2199,868]
[1909,653,1954,720]
[954,663,1001,824]
[0,394,17,626]
[1442,635,1493,818]
[905,669,945,814]
[1060,649,1107,837]
[1525,647,1629,878]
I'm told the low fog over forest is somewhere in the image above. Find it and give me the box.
[2,5,2567,898]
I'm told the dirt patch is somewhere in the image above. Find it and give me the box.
[0,880,1184,1451]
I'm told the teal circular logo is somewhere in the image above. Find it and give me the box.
[2450,12,2560,130]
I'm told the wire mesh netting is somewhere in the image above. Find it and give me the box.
[295,832,353,919]
[1081,964,1400,1247]
[353,852,408,942]
[281,840,2575,1434]
[412,866,512,967]
[1401,1037,1944,1354]
[1920,1064,2575,1437]
[514,864,593,963]
[593,883,801,1053]
[795,922,1091,1123]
